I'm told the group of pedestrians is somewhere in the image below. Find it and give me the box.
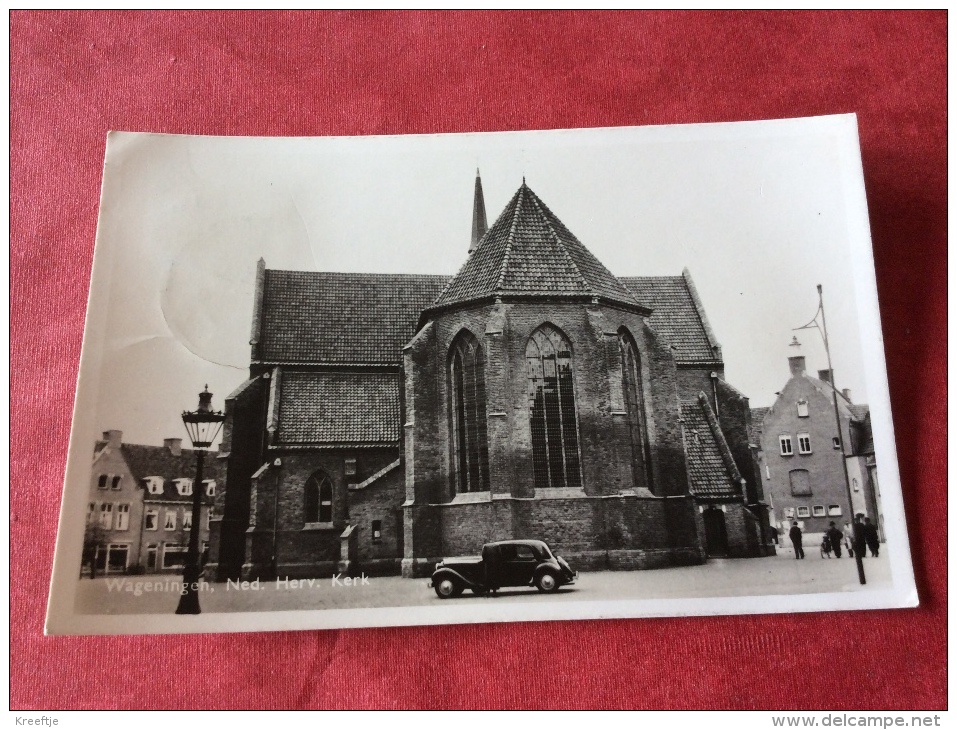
[783,515,880,560]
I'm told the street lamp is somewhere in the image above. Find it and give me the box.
[794,285,865,585]
[175,385,225,615]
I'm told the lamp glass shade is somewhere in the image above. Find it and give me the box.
[181,387,225,449]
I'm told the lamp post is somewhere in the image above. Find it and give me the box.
[176,385,226,615]
[795,285,865,585]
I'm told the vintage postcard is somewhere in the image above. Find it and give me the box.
[45,116,917,635]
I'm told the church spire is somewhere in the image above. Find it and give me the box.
[469,168,488,254]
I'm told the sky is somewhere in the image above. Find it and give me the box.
[75,116,886,449]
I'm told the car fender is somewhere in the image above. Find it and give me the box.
[431,567,482,589]
[533,562,561,583]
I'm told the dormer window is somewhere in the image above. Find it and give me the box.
[174,478,193,497]
[144,476,164,495]
[97,475,108,490]
[204,479,216,497]
[797,399,809,418]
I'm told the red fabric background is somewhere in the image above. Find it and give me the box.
[10,11,946,710]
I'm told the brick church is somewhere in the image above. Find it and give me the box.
[208,173,772,581]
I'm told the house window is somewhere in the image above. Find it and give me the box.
[183,511,192,530]
[204,479,216,497]
[779,435,793,456]
[372,519,382,543]
[798,434,812,454]
[110,475,122,490]
[115,503,130,531]
[620,329,653,493]
[784,507,795,518]
[789,469,811,497]
[162,544,187,569]
[449,330,490,495]
[344,458,357,477]
[852,478,860,492]
[98,503,113,530]
[144,507,158,531]
[828,504,842,516]
[164,510,177,531]
[87,502,96,523]
[797,400,809,418]
[796,506,811,518]
[527,324,582,490]
[304,470,334,524]
[174,478,192,497]
[205,510,212,530]
[97,475,108,490]
[146,544,158,570]
[104,543,129,574]
[812,505,826,517]
[144,476,164,495]
[833,437,842,449]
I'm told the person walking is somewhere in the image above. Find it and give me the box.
[843,521,855,558]
[820,532,832,558]
[853,514,867,558]
[826,521,844,559]
[789,521,805,559]
[864,517,880,557]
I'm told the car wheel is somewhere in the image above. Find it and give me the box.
[535,571,559,593]
[434,578,461,599]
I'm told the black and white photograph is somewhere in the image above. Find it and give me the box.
[46,116,917,635]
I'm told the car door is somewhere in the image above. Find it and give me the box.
[503,544,539,587]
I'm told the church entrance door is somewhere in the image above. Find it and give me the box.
[703,508,729,557]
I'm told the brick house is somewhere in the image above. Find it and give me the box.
[86,430,218,575]
[209,175,771,581]
[751,345,883,541]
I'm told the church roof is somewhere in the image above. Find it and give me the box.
[621,273,722,364]
[848,403,870,422]
[681,394,742,500]
[430,183,645,312]
[749,406,770,446]
[254,269,721,368]
[274,371,401,446]
[256,271,448,366]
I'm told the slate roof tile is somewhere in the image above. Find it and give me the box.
[681,399,739,499]
[621,276,720,363]
[848,403,870,422]
[749,406,770,445]
[433,184,643,309]
[276,371,400,445]
[258,271,448,365]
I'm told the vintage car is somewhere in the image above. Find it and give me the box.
[430,539,577,598]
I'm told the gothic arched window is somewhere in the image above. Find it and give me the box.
[304,470,334,523]
[620,329,653,493]
[526,324,582,490]
[449,330,489,495]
